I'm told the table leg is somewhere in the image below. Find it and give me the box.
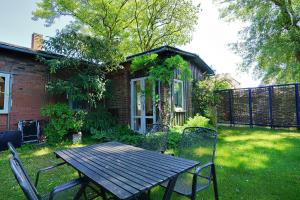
[163,175,178,200]
[73,181,88,200]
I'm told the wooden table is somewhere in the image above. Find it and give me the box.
[55,142,200,200]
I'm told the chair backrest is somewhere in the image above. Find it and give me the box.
[7,142,19,158]
[141,124,170,152]
[178,127,217,164]
[7,142,38,198]
[9,156,39,200]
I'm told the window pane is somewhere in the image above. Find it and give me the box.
[133,118,141,132]
[174,81,183,108]
[134,81,142,116]
[145,118,154,132]
[0,77,5,110]
[145,79,153,116]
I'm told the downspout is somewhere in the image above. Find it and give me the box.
[7,73,12,130]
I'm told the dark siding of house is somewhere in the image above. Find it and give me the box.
[173,61,205,125]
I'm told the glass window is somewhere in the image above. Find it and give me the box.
[0,73,10,113]
[174,79,184,109]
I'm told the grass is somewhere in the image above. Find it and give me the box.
[1,126,300,199]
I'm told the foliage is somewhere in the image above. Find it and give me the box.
[33,0,200,55]
[131,54,191,125]
[192,77,231,126]
[90,125,143,146]
[83,106,117,133]
[215,0,300,83]
[40,27,123,107]
[167,128,182,149]
[131,54,191,83]
[41,103,86,143]
[183,114,211,128]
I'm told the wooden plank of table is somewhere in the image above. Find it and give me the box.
[55,142,200,200]
[73,146,164,185]
[84,142,198,172]
[83,144,180,175]
[56,150,133,199]
[79,144,175,178]
[66,148,154,189]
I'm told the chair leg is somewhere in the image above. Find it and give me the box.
[211,164,219,200]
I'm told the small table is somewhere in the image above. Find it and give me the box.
[55,142,199,200]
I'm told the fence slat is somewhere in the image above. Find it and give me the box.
[248,89,253,127]
[268,87,273,128]
[295,84,300,128]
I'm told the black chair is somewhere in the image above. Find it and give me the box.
[161,127,219,200]
[7,143,100,200]
[140,123,170,153]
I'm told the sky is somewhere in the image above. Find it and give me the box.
[0,0,260,87]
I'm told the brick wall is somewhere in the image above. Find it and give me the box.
[0,50,49,131]
[106,64,130,125]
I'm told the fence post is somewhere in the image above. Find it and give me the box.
[295,83,300,129]
[228,90,234,126]
[248,89,253,128]
[268,86,273,128]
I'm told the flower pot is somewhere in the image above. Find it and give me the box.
[72,132,82,144]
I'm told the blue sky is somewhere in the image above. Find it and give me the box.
[0,0,260,87]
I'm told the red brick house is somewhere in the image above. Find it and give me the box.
[0,35,214,133]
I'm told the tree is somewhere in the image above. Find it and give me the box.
[41,26,123,107]
[32,0,200,55]
[192,77,231,126]
[215,0,300,83]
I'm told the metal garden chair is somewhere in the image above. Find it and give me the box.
[7,143,101,200]
[140,123,170,153]
[161,127,219,200]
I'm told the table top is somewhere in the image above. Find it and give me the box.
[55,142,199,200]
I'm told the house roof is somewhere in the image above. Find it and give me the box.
[0,41,58,59]
[0,41,214,75]
[126,45,215,75]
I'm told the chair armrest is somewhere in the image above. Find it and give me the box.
[193,162,214,176]
[49,178,83,200]
[35,162,66,187]
[192,162,214,192]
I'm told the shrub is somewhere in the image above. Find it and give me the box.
[83,106,117,133]
[192,77,230,126]
[167,129,182,149]
[184,114,210,128]
[90,125,143,146]
[41,103,85,143]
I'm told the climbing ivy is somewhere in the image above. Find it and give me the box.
[131,54,191,83]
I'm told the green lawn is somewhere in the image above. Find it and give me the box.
[1,126,300,199]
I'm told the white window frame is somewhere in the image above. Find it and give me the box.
[0,73,10,114]
[130,77,156,133]
[173,79,184,112]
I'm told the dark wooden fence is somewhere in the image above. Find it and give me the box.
[216,83,300,128]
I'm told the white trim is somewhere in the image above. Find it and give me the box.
[0,73,10,114]
[130,77,156,133]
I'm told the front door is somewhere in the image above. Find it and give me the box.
[130,77,156,133]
